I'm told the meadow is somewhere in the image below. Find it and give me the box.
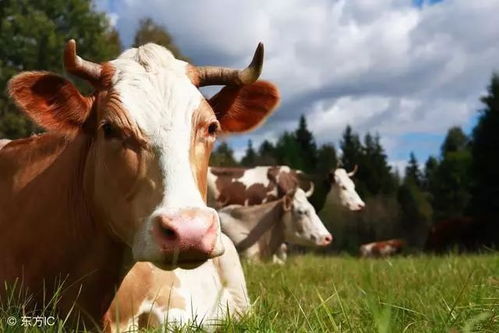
[1,253,498,332]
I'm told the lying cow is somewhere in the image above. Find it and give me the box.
[360,239,406,258]
[106,234,249,331]
[0,139,10,150]
[208,165,364,211]
[220,188,332,263]
[0,40,278,328]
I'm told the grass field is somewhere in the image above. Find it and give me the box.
[236,253,499,333]
[1,253,498,332]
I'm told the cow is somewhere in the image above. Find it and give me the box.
[0,139,11,150]
[219,188,332,263]
[106,234,248,331]
[360,239,406,258]
[207,165,364,211]
[424,216,498,253]
[0,40,279,328]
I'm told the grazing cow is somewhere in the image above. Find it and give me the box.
[208,165,364,211]
[360,239,406,258]
[106,234,248,331]
[424,216,498,253]
[220,188,332,263]
[0,40,279,327]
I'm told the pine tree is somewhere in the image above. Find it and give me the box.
[257,140,277,165]
[315,143,338,175]
[294,115,317,173]
[241,140,257,167]
[441,126,469,156]
[209,142,238,167]
[470,74,499,216]
[133,17,188,61]
[405,152,423,188]
[427,127,472,220]
[340,125,362,171]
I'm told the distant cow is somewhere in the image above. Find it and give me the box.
[208,165,364,211]
[220,188,332,263]
[425,217,498,253]
[360,239,406,258]
[0,139,10,150]
[0,40,278,328]
[106,234,248,331]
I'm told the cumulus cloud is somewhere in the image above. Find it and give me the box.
[96,0,499,165]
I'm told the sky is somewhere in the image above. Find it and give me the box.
[96,0,499,173]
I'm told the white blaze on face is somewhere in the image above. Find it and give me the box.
[283,189,332,247]
[329,169,365,211]
[110,44,217,260]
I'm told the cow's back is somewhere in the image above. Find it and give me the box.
[208,165,310,208]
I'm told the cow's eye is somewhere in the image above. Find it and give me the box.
[341,185,347,190]
[102,122,119,139]
[207,121,220,136]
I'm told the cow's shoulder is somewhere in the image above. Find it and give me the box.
[210,167,247,179]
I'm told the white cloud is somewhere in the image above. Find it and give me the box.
[99,0,499,162]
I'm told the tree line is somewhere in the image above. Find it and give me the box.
[1,1,498,252]
[210,75,499,252]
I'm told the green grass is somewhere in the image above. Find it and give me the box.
[236,253,499,333]
[1,254,498,332]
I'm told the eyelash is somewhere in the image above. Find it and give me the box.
[101,122,120,139]
[207,121,220,136]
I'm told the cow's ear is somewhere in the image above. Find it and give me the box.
[283,189,296,211]
[209,80,279,133]
[8,72,92,133]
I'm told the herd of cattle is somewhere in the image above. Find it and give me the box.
[0,40,473,331]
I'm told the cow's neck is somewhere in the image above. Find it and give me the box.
[0,133,128,326]
[232,200,285,258]
[324,184,341,207]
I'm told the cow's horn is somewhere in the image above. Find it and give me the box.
[304,182,315,197]
[64,39,103,85]
[347,165,358,177]
[193,43,264,87]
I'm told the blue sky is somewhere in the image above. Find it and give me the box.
[96,0,499,173]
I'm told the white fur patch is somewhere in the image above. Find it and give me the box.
[238,166,272,188]
[109,44,215,261]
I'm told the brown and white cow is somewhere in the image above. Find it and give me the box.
[0,40,279,327]
[0,139,11,150]
[106,234,249,331]
[360,239,406,258]
[219,188,332,263]
[208,165,364,211]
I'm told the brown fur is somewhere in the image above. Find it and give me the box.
[211,166,312,208]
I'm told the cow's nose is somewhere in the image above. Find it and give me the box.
[322,234,333,245]
[153,208,223,264]
[357,202,365,211]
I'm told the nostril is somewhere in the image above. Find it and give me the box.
[158,223,177,241]
[324,234,333,244]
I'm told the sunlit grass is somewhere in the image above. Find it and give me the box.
[1,254,498,332]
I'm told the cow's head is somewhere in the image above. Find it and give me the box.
[281,189,332,247]
[8,40,279,269]
[328,166,365,211]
